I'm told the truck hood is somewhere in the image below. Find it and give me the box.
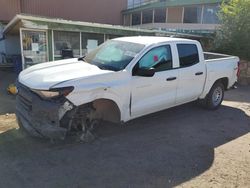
[18,59,113,90]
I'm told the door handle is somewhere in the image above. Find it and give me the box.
[166,77,177,81]
[195,72,203,76]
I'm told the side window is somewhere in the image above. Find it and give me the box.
[138,45,172,72]
[177,44,199,67]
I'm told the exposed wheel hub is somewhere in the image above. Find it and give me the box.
[64,105,100,142]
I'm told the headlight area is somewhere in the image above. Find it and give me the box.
[31,86,74,100]
[16,85,75,140]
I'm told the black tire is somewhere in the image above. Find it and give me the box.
[204,82,224,110]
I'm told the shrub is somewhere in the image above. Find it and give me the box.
[214,0,250,60]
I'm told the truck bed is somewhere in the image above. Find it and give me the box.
[204,52,233,61]
[202,52,239,92]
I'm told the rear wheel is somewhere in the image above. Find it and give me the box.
[204,82,224,110]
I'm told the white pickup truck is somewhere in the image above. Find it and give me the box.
[16,36,239,140]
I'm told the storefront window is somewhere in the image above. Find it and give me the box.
[154,8,166,23]
[128,0,144,9]
[142,9,153,24]
[21,30,48,68]
[183,6,202,23]
[81,33,104,55]
[203,4,220,24]
[132,12,141,25]
[127,0,133,9]
[124,14,131,26]
[53,31,80,60]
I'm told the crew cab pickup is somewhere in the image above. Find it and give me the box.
[16,37,239,140]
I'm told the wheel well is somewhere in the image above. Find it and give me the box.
[91,99,121,123]
[216,77,228,90]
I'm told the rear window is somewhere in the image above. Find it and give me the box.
[177,44,199,67]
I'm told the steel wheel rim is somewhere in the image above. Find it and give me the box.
[212,87,223,106]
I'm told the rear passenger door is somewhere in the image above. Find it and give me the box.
[176,43,206,105]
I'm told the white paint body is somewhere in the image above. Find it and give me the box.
[18,37,239,122]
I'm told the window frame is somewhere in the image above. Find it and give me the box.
[132,12,141,25]
[81,32,105,56]
[177,43,200,68]
[202,3,220,24]
[132,44,173,75]
[154,8,167,23]
[142,9,153,24]
[183,5,202,24]
[53,30,81,60]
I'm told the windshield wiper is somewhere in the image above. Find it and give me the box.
[78,58,118,71]
[97,64,119,71]
[78,56,87,62]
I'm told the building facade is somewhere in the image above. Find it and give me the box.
[122,0,224,35]
[0,0,126,25]
[0,0,127,65]
[3,14,162,70]
[0,0,224,69]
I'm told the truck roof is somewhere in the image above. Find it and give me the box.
[113,36,194,46]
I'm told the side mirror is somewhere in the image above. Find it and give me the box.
[134,67,155,77]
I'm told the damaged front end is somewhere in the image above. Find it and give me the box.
[16,83,96,141]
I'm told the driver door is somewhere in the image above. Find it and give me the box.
[131,45,179,118]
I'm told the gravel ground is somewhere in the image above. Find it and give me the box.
[0,70,249,188]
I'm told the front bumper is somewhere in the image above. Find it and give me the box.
[16,83,70,140]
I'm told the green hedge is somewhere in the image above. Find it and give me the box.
[214,0,250,60]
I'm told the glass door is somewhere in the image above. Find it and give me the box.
[21,29,48,69]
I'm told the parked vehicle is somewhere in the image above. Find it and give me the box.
[16,37,239,140]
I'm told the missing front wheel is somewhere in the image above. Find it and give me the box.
[61,104,100,142]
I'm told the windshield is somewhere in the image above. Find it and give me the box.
[84,40,145,71]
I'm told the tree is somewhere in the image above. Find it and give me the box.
[214,0,250,60]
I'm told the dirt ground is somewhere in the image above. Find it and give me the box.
[0,70,249,188]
